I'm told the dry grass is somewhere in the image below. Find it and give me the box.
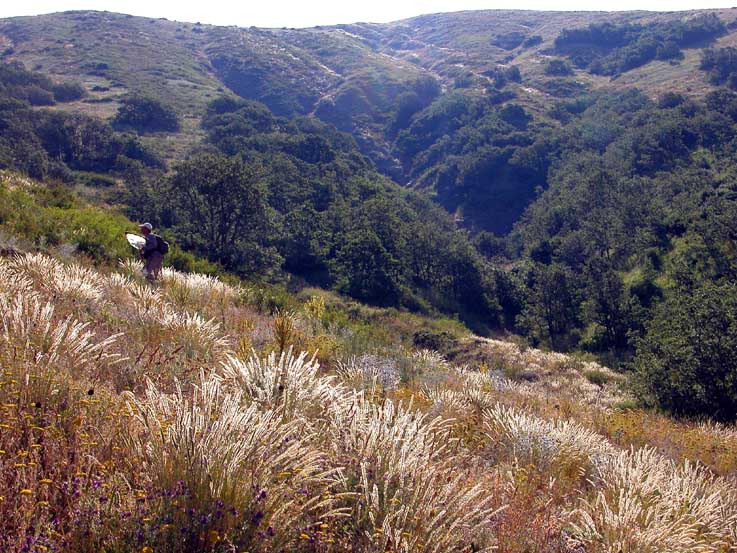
[1,252,737,552]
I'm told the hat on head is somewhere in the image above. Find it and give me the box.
[139,222,153,231]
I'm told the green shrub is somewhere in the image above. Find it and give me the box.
[52,81,86,102]
[584,369,612,387]
[635,283,737,421]
[113,94,180,133]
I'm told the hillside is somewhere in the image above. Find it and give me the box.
[1,173,737,550]
[4,8,737,420]
[3,9,737,172]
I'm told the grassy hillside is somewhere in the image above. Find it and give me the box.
[5,8,737,420]
[4,9,737,170]
[2,204,737,551]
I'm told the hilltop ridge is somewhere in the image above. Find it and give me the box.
[3,8,737,171]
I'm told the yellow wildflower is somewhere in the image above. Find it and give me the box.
[19,489,33,495]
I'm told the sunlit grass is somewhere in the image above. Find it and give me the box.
[1,251,736,551]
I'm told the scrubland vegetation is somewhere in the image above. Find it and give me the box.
[3,8,737,549]
[1,247,736,552]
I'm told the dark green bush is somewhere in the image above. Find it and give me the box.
[113,94,180,133]
[545,59,574,76]
[52,81,86,102]
[635,283,737,421]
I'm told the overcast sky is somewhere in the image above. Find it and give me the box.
[2,1,735,28]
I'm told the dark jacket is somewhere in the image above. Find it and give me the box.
[142,233,160,259]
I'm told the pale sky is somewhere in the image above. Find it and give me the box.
[2,0,736,28]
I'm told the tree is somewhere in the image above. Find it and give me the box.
[113,94,180,133]
[168,154,278,274]
[635,283,737,421]
[545,59,574,76]
[517,263,580,350]
[330,230,403,306]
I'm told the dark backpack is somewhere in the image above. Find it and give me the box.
[155,235,170,255]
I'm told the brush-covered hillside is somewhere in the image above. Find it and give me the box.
[2,9,737,174]
[3,7,737,465]
[2,173,737,550]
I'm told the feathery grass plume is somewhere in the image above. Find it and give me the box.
[570,447,737,552]
[421,387,472,415]
[328,395,452,471]
[459,366,529,394]
[0,293,119,372]
[49,262,106,306]
[0,294,120,403]
[160,310,231,360]
[328,396,501,551]
[118,257,144,279]
[220,347,348,420]
[7,252,62,287]
[126,281,168,325]
[124,373,344,551]
[358,459,502,553]
[696,420,737,441]
[8,253,105,306]
[103,272,136,308]
[484,404,614,480]
[411,349,450,372]
[336,354,402,394]
[160,267,239,310]
[0,257,34,295]
[463,387,500,413]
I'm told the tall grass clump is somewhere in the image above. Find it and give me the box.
[220,348,344,420]
[124,373,345,552]
[570,447,737,552]
[336,354,402,395]
[160,267,239,312]
[484,404,614,482]
[328,397,503,552]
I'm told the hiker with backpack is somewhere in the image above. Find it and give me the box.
[138,222,169,281]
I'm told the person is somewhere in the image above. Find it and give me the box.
[139,222,164,281]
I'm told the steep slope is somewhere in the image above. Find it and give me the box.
[4,9,737,173]
[1,229,736,551]
[8,8,737,369]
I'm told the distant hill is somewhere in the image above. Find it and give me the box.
[3,9,737,176]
